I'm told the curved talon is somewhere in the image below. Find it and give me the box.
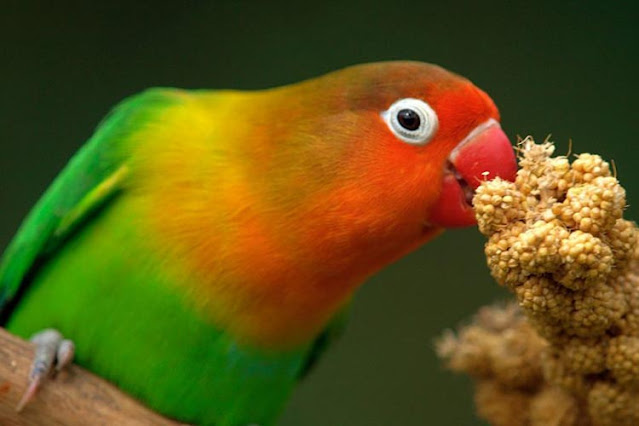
[16,329,74,412]
[16,376,41,412]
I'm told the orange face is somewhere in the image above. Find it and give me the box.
[355,64,517,228]
[258,62,517,237]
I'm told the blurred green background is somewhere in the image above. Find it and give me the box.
[1,1,638,425]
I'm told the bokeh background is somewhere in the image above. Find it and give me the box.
[2,1,638,425]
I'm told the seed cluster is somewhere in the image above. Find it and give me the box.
[439,139,639,426]
[437,303,587,425]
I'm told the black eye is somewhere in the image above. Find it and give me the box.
[397,109,421,131]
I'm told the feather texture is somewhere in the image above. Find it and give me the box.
[1,62,509,424]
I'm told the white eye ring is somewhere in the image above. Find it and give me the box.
[380,98,439,145]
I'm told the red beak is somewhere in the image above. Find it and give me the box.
[429,119,517,228]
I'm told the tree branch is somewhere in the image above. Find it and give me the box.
[0,328,185,425]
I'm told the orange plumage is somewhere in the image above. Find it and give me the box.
[121,62,516,348]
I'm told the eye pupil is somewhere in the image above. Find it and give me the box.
[397,109,420,131]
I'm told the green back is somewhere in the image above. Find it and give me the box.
[0,88,178,314]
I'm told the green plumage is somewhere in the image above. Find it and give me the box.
[0,89,342,425]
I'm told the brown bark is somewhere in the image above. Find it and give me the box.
[0,327,184,425]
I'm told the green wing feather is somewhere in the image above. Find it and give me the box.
[0,89,179,314]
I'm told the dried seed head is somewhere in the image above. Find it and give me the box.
[440,139,639,425]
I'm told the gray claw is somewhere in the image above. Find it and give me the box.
[16,329,74,412]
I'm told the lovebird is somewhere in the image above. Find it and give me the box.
[0,61,517,425]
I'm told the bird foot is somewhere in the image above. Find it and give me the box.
[16,328,75,412]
